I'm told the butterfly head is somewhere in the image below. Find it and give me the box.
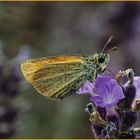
[94,52,110,71]
[94,36,117,73]
[96,53,110,65]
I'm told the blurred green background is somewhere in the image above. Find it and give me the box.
[0,2,140,138]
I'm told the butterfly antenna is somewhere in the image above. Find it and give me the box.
[107,47,117,53]
[101,36,113,53]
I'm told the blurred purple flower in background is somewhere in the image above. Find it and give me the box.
[0,44,31,138]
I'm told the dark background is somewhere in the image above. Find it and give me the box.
[0,2,140,138]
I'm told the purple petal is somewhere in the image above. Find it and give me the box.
[91,95,119,108]
[111,80,125,99]
[91,95,104,107]
[92,75,125,108]
[77,80,95,95]
[103,100,119,108]
[95,76,112,96]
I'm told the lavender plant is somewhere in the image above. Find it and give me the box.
[77,68,140,138]
[0,45,30,138]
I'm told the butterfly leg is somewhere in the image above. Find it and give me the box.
[88,69,97,82]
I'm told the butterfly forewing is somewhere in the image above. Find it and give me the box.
[21,55,88,99]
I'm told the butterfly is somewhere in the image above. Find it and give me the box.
[21,36,116,100]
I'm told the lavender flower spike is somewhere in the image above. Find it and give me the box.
[131,76,140,109]
[90,75,125,108]
[133,77,140,99]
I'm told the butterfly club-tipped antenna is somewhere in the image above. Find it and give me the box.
[101,36,114,53]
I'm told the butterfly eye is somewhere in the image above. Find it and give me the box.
[98,57,105,63]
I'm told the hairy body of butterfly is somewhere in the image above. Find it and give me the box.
[21,53,110,100]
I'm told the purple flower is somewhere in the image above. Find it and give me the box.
[92,76,125,108]
[82,69,140,139]
[78,75,125,108]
